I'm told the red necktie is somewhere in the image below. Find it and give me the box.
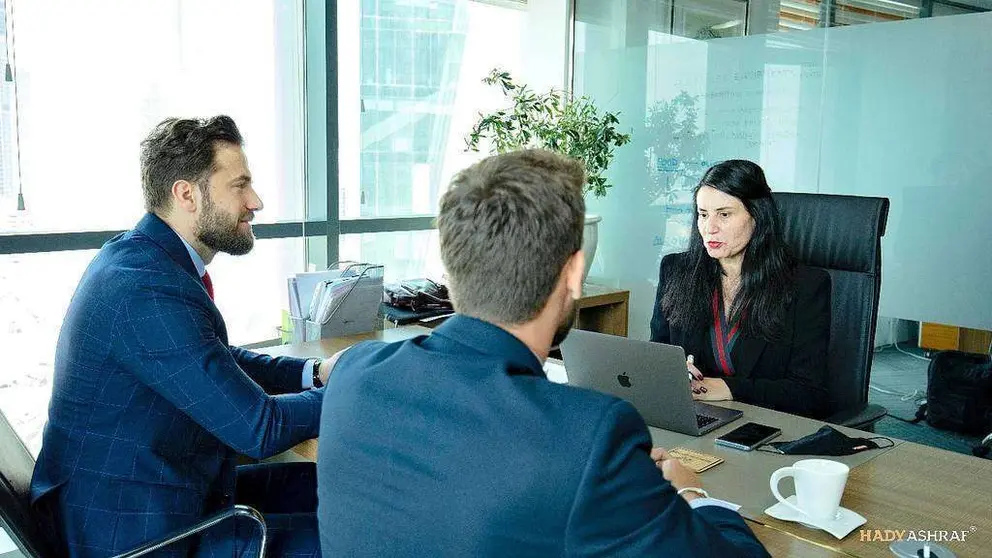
[202,271,215,301]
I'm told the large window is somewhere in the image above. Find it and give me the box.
[675,0,748,39]
[338,0,526,223]
[0,0,535,454]
[0,0,311,454]
[340,230,444,283]
[0,0,307,234]
[0,250,94,454]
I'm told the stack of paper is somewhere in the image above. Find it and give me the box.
[309,276,363,324]
[287,268,359,321]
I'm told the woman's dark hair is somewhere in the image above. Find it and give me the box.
[661,159,797,341]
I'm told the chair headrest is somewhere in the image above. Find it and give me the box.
[772,192,889,274]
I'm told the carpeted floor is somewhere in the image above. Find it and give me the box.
[869,345,988,458]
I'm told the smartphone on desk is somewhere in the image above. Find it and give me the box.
[714,422,782,451]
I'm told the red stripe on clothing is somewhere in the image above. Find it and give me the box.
[712,290,732,376]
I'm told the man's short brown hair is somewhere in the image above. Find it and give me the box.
[140,115,243,212]
[437,149,585,324]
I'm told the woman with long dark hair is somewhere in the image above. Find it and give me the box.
[650,160,831,418]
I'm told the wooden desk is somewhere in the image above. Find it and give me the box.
[262,327,992,558]
[749,523,848,557]
[758,442,992,558]
[264,326,430,360]
[383,285,630,336]
[650,401,992,557]
[646,401,904,520]
[919,321,992,354]
[575,284,630,337]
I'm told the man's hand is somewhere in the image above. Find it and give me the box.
[650,448,703,503]
[692,378,732,402]
[318,348,349,386]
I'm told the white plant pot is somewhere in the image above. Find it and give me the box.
[582,214,601,281]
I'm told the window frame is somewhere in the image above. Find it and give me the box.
[0,0,437,345]
[1,0,580,344]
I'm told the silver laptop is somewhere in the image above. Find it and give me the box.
[560,329,743,436]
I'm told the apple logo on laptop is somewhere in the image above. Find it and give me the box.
[617,373,632,388]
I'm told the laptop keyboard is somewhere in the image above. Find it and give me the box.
[696,414,719,429]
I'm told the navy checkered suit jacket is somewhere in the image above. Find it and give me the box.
[30,213,323,557]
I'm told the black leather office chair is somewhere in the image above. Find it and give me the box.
[772,192,890,431]
[0,409,268,557]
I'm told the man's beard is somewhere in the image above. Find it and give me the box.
[550,305,577,350]
[195,191,254,256]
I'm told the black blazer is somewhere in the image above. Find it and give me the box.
[650,252,832,419]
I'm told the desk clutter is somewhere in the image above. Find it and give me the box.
[285,263,384,343]
[283,270,456,342]
[382,278,454,326]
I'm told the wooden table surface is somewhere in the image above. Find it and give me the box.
[646,400,905,521]
[573,284,629,338]
[575,283,629,310]
[756,442,992,558]
[749,523,850,557]
[265,326,430,360]
[261,327,992,558]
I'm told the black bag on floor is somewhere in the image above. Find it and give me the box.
[923,350,992,435]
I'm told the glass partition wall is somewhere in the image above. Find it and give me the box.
[573,0,992,342]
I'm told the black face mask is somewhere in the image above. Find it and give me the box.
[761,426,894,456]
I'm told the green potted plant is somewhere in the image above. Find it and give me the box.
[465,68,631,279]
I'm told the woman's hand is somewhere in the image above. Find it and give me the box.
[691,378,733,401]
[687,355,707,395]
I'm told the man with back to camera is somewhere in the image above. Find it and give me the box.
[315,149,770,557]
[31,116,329,557]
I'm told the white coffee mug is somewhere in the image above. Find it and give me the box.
[769,458,850,522]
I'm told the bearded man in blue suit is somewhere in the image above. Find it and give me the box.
[31,116,327,557]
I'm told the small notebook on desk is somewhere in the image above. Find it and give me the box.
[668,447,724,473]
